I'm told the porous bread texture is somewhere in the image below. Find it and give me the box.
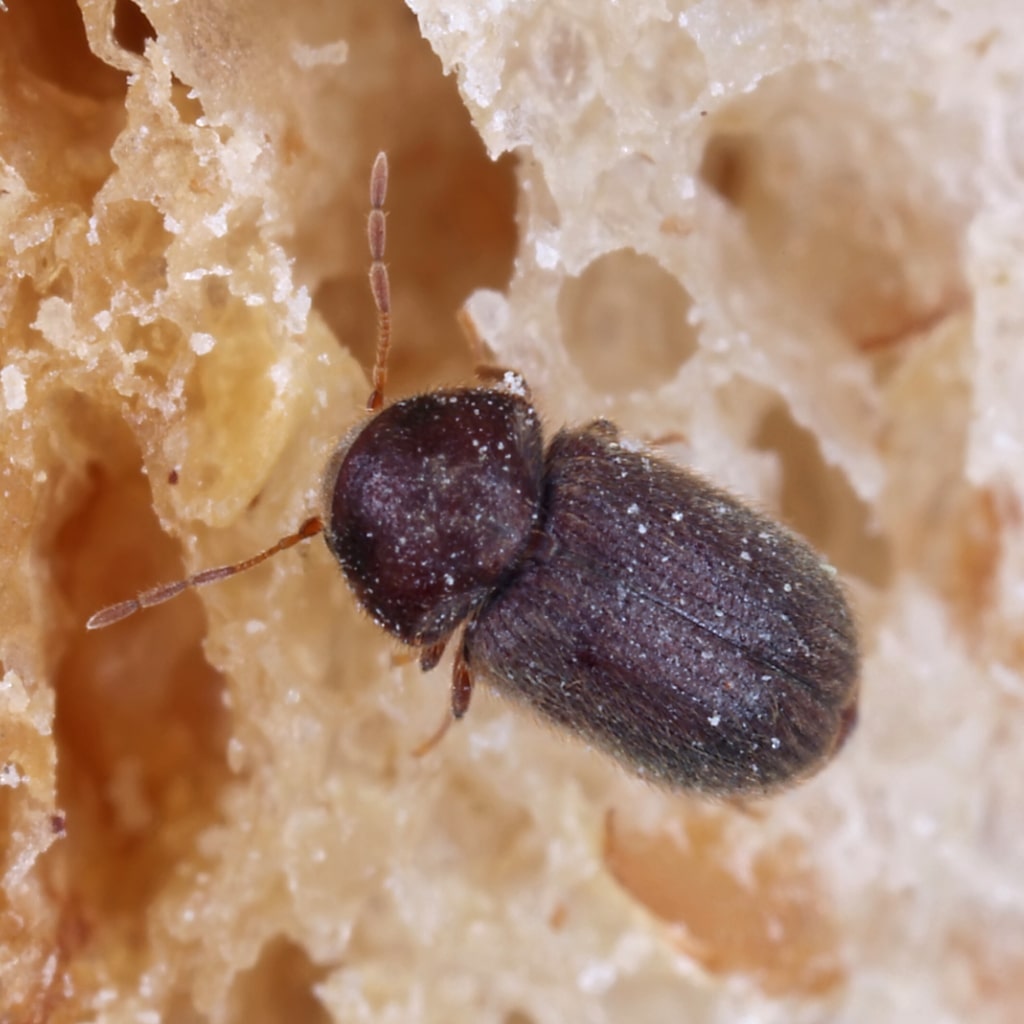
[2,0,1023,1022]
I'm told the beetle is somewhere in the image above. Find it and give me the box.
[89,152,860,796]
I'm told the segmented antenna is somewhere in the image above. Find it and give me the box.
[366,151,391,412]
[86,517,324,629]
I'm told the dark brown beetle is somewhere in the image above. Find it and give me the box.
[89,153,859,796]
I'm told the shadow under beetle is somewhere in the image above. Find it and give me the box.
[89,153,860,796]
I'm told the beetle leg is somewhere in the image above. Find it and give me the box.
[473,364,532,402]
[451,645,475,719]
[579,418,620,442]
[410,644,473,759]
[418,639,448,673]
[455,314,533,398]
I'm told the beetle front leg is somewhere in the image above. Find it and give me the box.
[451,644,475,719]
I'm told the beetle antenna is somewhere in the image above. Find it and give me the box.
[366,151,391,412]
[86,516,324,630]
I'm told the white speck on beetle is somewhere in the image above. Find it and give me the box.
[770,737,781,750]
[627,503,639,515]
[707,713,721,727]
